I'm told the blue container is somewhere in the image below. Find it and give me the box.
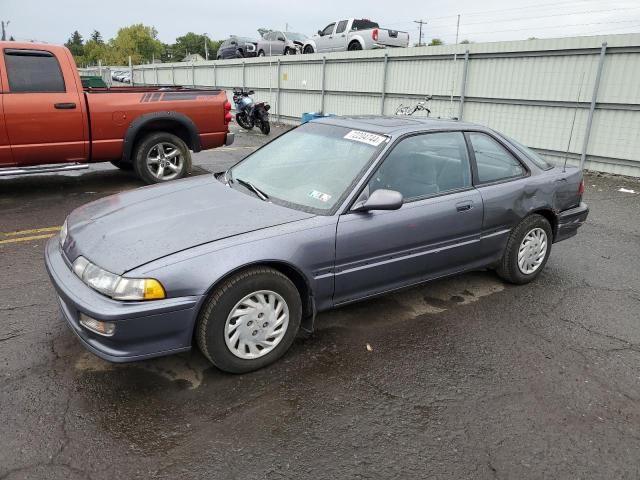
[301,112,333,123]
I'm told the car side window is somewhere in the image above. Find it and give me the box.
[4,49,65,93]
[468,133,526,183]
[335,20,348,34]
[368,132,472,201]
[322,24,335,36]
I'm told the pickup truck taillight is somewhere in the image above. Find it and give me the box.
[372,29,379,41]
[578,179,585,195]
[224,100,232,124]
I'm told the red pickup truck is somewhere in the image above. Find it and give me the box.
[0,42,233,184]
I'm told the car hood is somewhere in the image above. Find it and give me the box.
[64,175,315,274]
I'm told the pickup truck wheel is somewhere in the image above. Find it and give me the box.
[133,132,191,185]
[348,41,363,51]
[196,267,302,373]
[303,45,314,54]
[496,214,552,285]
[110,160,133,171]
[236,50,245,58]
[258,50,265,57]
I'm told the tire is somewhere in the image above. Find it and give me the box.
[133,132,191,185]
[496,214,553,285]
[258,50,265,57]
[348,41,363,51]
[236,50,244,58]
[303,45,314,54]
[258,120,270,135]
[110,160,133,171]
[196,267,302,373]
[236,112,254,130]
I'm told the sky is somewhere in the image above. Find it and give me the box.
[2,0,640,46]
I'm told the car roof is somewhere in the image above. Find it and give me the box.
[313,115,489,136]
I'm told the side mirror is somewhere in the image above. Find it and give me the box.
[352,189,403,212]
[317,30,324,36]
[277,36,285,42]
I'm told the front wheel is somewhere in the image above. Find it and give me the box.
[258,50,265,57]
[496,214,553,284]
[258,119,270,135]
[133,132,191,185]
[196,267,302,373]
[303,45,314,54]
[236,112,254,130]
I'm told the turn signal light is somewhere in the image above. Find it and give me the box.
[143,279,166,300]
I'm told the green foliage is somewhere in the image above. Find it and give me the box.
[110,24,164,64]
[65,30,84,57]
[428,38,444,46]
[90,30,103,44]
[459,39,472,44]
[168,32,220,61]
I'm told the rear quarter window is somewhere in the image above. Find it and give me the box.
[352,20,380,31]
[4,50,65,93]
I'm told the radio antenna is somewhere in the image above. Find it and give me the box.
[564,72,585,172]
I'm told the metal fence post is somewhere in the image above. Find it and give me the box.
[213,62,217,87]
[458,50,470,120]
[321,56,327,114]
[276,58,281,123]
[242,61,246,88]
[192,62,196,87]
[380,53,389,115]
[129,56,134,87]
[154,64,159,85]
[171,64,175,85]
[580,42,608,170]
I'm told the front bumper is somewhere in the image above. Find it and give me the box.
[44,237,201,363]
[555,202,589,242]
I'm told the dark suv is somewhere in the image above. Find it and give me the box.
[217,36,258,59]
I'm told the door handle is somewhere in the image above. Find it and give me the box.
[54,102,76,109]
[456,201,473,212]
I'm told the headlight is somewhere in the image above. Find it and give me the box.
[59,219,68,247]
[72,256,166,301]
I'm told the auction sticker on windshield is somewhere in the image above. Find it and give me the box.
[344,130,386,146]
[309,190,332,202]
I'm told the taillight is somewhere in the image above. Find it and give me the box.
[372,28,379,41]
[224,100,232,125]
[578,179,585,195]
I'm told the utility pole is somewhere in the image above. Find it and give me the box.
[414,19,427,47]
[1,20,10,41]
[285,23,289,32]
[455,14,460,45]
[203,32,209,60]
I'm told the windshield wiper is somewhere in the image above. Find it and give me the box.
[235,177,269,201]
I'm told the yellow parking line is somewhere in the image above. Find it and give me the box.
[3,226,61,237]
[0,233,56,245]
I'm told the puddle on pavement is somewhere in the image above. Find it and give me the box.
[75,351,211,390]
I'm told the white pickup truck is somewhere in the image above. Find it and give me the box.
[302,18,409,54]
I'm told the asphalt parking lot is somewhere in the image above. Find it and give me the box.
[1,125,639,479]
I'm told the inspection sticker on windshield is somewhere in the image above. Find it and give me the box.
[309,190,332,203]
[344,130,386,146]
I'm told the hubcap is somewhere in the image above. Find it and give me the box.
[224,290,289,360]
[517,227,548,275]
[146,142,183,180]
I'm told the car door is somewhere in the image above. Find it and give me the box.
[465,131,531,263]
[0,66,15,167]
[273,31,287,55]
[332,20,349,51]
[316,23,336,52]
[1,47,87,166]
[333,131,484,306]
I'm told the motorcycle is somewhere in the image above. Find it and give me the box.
[395,96,432,116]
[232,88,271,135]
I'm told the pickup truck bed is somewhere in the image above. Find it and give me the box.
[0,42,232,184]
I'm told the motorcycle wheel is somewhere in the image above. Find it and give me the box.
[236,113,253,130]
[259,120,271,135]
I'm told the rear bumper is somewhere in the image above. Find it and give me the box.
[555,202,589,242]
[45,237,201,363]
[225,131,235,146]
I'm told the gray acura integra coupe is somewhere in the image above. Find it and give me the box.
[46,116,589,373]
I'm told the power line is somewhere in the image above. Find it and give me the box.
[414,19,427,46]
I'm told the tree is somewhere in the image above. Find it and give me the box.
[90,30,103,44]
[109,24,164,64]
[169,32,220,61]
[257,28,273,39]
[428,38,444,46]
[459,39,471,44]
[65,30,85,58]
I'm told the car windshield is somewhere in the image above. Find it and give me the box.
[229,123,386,214]
[503,135,553,170]
[286,32,307,42]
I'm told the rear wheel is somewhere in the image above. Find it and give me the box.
[133,132,191,185]
[496,214,553,284]
[303,45,314,54]
[348,41,363,51]
[236,50,244,58]
[196,267,302,373]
